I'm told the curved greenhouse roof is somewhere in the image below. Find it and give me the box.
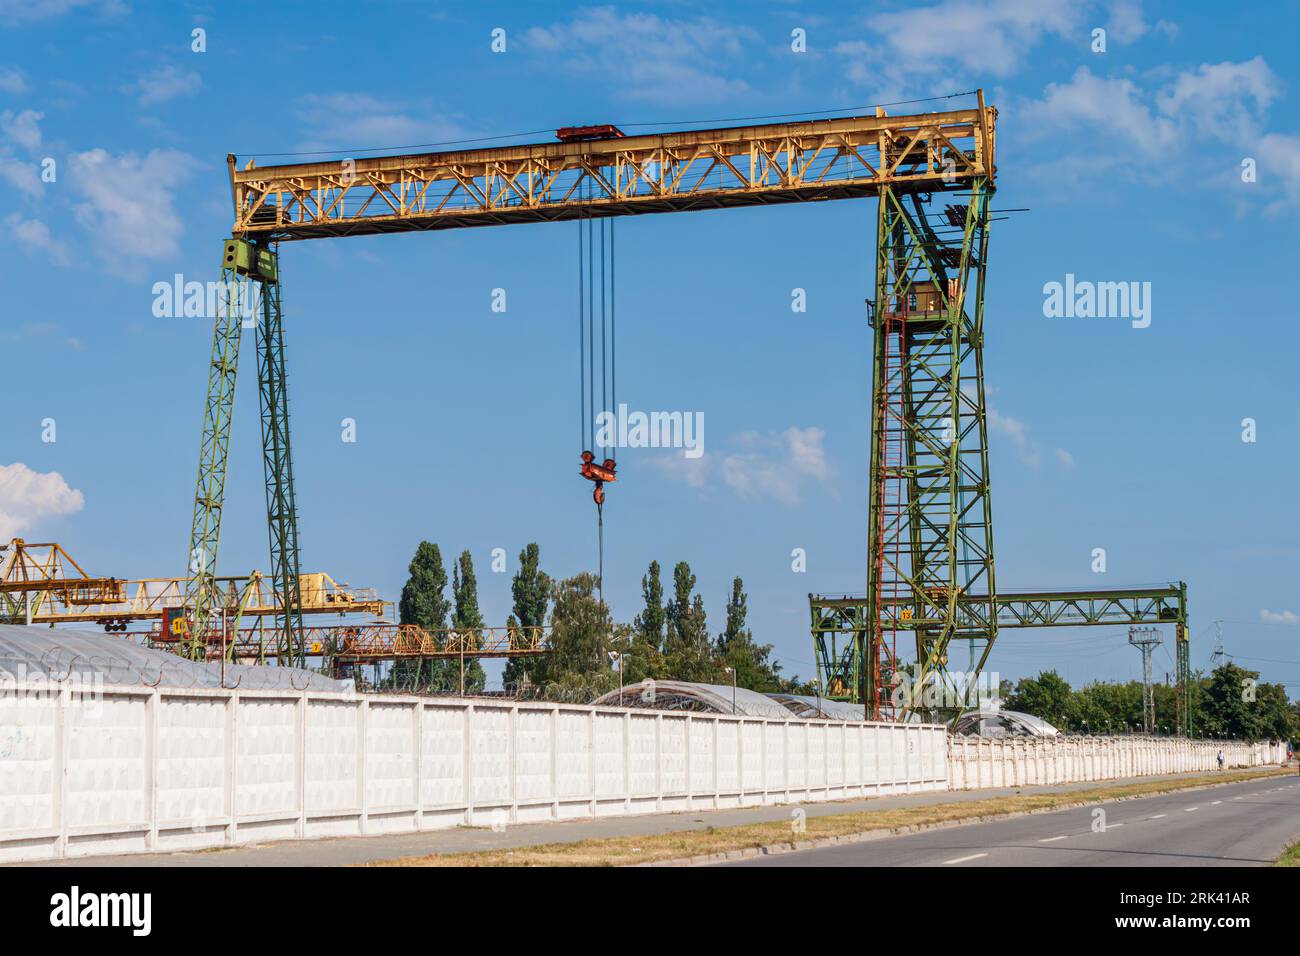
[0,625,350,692]
[953,708,1061,738]
[769,693,867,721]
[592,680,795,720]
[593,680,872,721]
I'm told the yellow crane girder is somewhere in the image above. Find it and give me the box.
[228,99,997,240]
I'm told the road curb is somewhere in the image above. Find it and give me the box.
[636,768,1292,868]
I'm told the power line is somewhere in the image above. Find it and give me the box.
[236,91,980,159]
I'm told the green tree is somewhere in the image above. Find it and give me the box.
[388,541,451,691]
[633,560,666,650]
[1005,670,1075,730]
[530,572,618,700]
[503,543,551,692]
[450,550,487,694]
[663,561,721,682]
[1195,662,1298,740]
[1073,681,1145,735]
[716,576,784,693]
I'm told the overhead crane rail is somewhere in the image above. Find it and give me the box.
[131,621,550,666]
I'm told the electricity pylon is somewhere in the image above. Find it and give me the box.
[1128,625,1161,734]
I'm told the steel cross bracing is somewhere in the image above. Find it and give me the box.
[810,584,1192,732]
[183,98,999,675]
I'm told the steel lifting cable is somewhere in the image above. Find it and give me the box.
[579,199,586,452]
[575,186,619,608]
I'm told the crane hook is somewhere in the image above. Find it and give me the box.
[580,449,617,508]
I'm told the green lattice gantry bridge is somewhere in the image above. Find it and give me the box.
[810,585,1191,732]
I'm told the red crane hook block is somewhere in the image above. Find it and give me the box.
[580,450,617,507]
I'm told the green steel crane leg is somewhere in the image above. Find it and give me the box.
[863,180,997,721]
[255,263,306,668]
[183,269,248,658]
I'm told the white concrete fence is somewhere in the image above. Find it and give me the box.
[946,734,1285,790]
[0,681,947,863]
[0,680,1285,863]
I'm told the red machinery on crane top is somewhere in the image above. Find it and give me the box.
[556,124,626,142]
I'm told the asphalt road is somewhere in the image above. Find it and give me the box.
[725,776,1300,867]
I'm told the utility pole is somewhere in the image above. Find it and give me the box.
[1128,626,1162,734]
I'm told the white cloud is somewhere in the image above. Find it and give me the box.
[723,427,833,505]
[988,407,1029,446]
[66,147,201,276]
[0,67,27,94]
[525,7,754,103]
[654,426,833,506]
[0,462,84,540]
[984,403,1072,470]
[1155,56,1280,141]
[296,92,462,152]
[866,0,1079,76]
[0,107,42,196]
[1260,609,1299,625]
[1022,67,1178,157]
[0,0,126,24]
[1,108,42,150]
[1,320,83,349]
[650,449,710,488]
[838,0,1082,96]
[1255,131,1300,210]
[126,64,202,106]
[838,0,1166,96]
[1018,58,1299,205]
[0,154,39,195]
[5,213,67,264]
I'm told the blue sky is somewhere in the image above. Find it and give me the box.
[1,0,1297,694]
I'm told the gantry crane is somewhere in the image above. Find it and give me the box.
[188,90,1190,729]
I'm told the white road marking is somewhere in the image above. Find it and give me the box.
[942,853,988,865]
[1038,836,1068,843]
[1107,822,1125,828]
[1212,800,1222,805]
[1183,807,1198,812]
[1150,814,1167,819]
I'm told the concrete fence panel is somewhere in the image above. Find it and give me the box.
[0,681,948,863]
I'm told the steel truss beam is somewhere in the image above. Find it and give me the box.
[226,105,997,240]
